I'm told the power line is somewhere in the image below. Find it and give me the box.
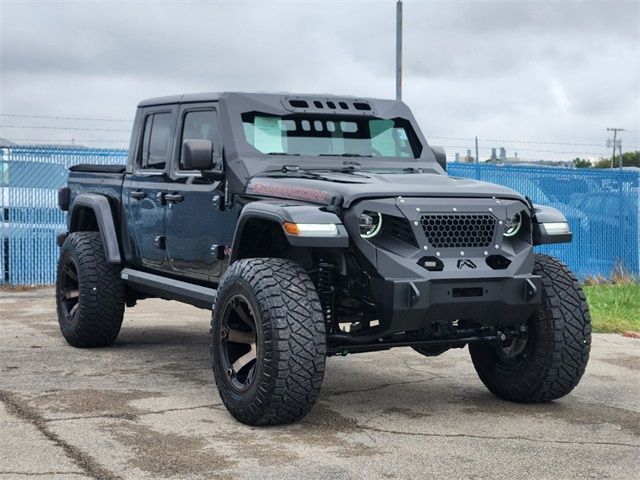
[442,145,604,155]
[429,136,632,148]
[0,113,132,122]
[0,125,130,132]
[9,138,129,143]
[1,114,636,148]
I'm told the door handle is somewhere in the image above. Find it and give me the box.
[164,193,184,204]
[131,190,147,200]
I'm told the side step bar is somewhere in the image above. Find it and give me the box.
[121,268,217,310]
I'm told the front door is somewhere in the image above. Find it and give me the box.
[164,104,226,283]
[123,106,177,270]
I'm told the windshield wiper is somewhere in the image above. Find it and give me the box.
[263,164,324,179]
[304,160,362,174]
[267,152,300,156]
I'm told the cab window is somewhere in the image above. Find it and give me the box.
[140,112,172,170]
[180,110,218,170]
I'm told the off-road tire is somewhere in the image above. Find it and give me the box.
[211,258,326,426]
[469,254,591,402]
[56,232,125,347]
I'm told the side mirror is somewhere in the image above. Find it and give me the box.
[182,139,214,170]
[431,146,447,171]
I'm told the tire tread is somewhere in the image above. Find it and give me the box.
[469,254,591,402]
[56,232,125,347]
[211,258,326,426]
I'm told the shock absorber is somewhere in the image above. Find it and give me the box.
[317,260,336,333]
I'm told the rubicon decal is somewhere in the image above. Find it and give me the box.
[248,182,328,202]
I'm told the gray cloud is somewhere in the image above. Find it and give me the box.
[1,0,638,159]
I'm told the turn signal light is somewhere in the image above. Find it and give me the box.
[282,222,339,236]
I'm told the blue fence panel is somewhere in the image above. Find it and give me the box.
[448,163,640,278]
[1,146,128,285]
[1,146,638,285]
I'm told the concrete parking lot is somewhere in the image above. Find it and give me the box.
[1,288,638,480]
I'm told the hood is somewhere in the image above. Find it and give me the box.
[245,171,526,207]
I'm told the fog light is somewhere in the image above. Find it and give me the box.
[359,211,382,238]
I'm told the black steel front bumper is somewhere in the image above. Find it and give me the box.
[341,195,545,335]
[369,274,541,333]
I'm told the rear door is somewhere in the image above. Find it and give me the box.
[123,106,177,270]
[164,103,226,283]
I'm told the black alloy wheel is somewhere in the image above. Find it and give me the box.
[59,256,81,324]
[492,326,530,369]
[218,294,259,392]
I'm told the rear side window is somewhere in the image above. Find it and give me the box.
[180,110,218,170]
[140,112,172,170]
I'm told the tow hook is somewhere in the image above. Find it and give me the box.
[525,279,538,302]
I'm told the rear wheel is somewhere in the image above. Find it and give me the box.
[211,258,326,426]
[55,232,125,347]
[469,254,591,402]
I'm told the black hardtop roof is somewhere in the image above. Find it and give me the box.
[137,91,396,108]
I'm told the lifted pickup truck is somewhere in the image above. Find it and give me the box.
[56,92,591,426]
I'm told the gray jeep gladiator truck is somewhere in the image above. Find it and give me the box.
[56,92,591,426]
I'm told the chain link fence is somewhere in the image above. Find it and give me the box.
[1,146,127,285]
[1,146,638,285]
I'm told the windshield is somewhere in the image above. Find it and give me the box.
[241,113,421,158]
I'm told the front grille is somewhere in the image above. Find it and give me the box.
[420,214,496,248]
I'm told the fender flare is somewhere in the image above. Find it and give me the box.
[230,202,349,262]
[68,193,122,263]
[531,204,572,245]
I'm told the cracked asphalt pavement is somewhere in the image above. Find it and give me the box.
[1,288,639,479]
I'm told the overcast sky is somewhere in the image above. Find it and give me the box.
[1,0,638,161]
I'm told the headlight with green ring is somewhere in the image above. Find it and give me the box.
[503,211,524,237]
[359,211,383,238]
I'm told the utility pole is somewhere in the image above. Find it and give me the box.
[396,0,403,101]
[619,143,623,171]
[607,127,624,168]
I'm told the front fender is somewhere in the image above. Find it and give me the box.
[230,202,349,262]
[532,205,572,245]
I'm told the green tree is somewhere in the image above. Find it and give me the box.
[593,157,611,168]
[572,157,591,168]
[621,151,640,167]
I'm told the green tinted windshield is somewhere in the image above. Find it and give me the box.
[242,113,420,158]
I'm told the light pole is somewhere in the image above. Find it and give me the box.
[396,0,403,101]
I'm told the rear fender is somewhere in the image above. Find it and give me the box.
[67,194,122,263]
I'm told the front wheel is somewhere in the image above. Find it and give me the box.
[469,254,591,402]
[211,258,326,426]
